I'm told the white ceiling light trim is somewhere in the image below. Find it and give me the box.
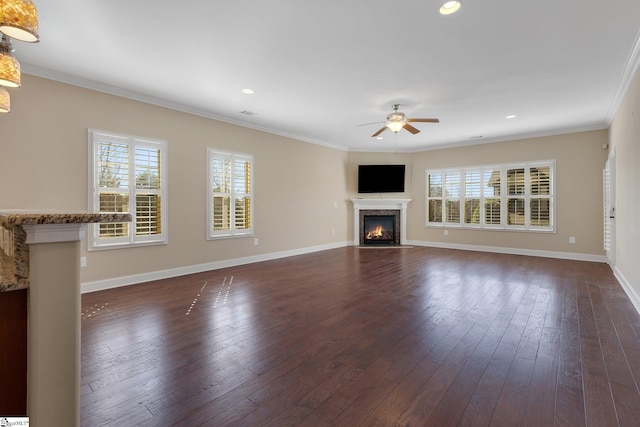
[439,1,462,15]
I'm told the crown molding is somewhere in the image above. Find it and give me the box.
[20,64,348,152]
[605,28,640,123]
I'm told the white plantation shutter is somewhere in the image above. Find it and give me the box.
[507,168,526,226]
[207,149,253,238]
[97,140,130,239]
[427,172,443,224]
[483,168,501,225]
[529,166,551,228]
[445,171,461,223]
[210,156,232,231]
[233,158,252,230]
[89,130,168,250]
[426,160,554,232]
[464,170,481,224]
[135,146,162,236]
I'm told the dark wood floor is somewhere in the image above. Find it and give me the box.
[80,247,640,426]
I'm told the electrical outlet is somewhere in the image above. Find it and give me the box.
[80,257,87,268]
[569,236,576,244]
[254,238,259,246]
[444,230,449,236]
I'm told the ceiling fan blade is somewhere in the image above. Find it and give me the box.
[357,121,385,127]
[403,123,421,135]
[407,118,440,123]
[372,127,388,137]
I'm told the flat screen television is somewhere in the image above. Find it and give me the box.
[358,164,406,193]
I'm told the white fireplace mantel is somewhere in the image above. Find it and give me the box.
[351,199,411,246]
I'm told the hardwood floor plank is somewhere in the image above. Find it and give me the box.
[303,356,394,423]
[78,247,640,426]
[581,336,619,426]
[609,381,640,427]
[456,340,518,427]
[600,335,636,387]
[396,323,488,425]
[623,346,640,390]
[521,353,558,427]
[554,384,586,427]
[557,317,583,390]
[489,354,536,427]
[359,354,441,425]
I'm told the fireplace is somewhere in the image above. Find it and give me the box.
[358,209,401,246]
[351,199,410,247]
[363,215,396,245]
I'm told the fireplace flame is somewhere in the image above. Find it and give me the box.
[366,224,386,239]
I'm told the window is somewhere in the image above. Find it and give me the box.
[88,130,168,250]
[207,149,253,239]
[426,160,554,232]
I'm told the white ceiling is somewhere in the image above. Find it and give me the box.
[14,0,640,152]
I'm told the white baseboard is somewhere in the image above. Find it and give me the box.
[81,241,350,293]
[612,266,640,315]
[405,240,609,263]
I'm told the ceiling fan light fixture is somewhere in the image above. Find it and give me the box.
[386,121,405,133]
[0,35,21,87]
[440,0,462,15]
[0,85,9,112]
[0,0,39,42]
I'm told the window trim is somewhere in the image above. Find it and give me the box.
[206,148,254,240]
[88,129,168,251]
[426,160,555,233]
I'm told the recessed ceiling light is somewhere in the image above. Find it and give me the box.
[505,114,517,119]
[439,1,462,15]
[241,88,254,95]
[376,136,383,140]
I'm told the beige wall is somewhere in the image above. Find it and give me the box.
[0,75,350,285]
[349,130,609,257]
[609,64,640,307]
[0,75,611,289]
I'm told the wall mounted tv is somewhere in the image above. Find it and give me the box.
[358,164,406,193]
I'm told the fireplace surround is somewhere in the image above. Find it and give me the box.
[351,199,411,246]
[362,212,399,245]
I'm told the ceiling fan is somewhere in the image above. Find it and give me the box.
[367,104,439,137]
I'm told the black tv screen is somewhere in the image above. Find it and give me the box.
[358,165,406,193]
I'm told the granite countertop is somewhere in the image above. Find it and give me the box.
[0,210,132,226]
[0,211,132,292]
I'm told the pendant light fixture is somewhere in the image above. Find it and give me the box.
[0,0,39,43]
[0,34,20,87]
[0,85,9,112]
[0,0,39,112]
